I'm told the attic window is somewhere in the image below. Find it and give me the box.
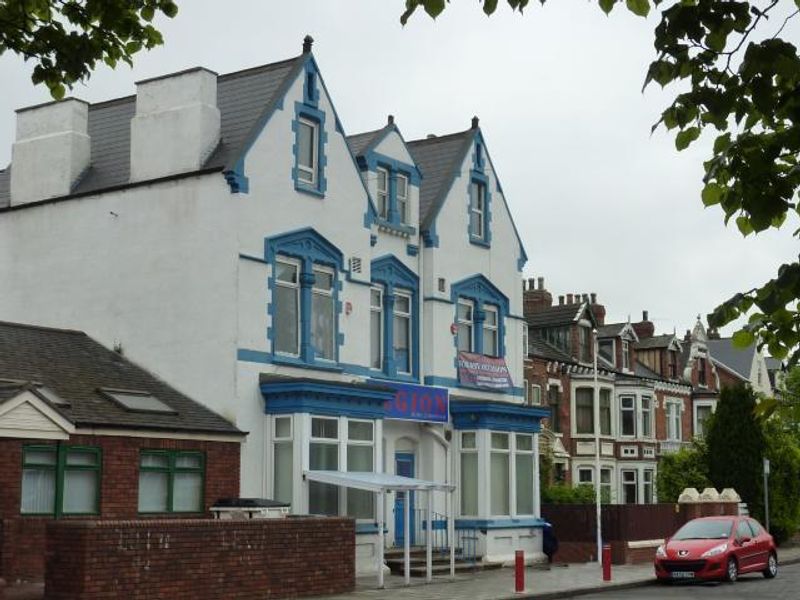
[35,386,71,408]
[102,389,176,415]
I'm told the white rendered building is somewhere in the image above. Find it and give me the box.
[0,38,548,571]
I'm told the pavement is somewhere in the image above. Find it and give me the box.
[4,546,800,599]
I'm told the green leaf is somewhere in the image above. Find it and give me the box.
[702,182,724,206]
[736,215,754,236]
[49,83,65,100]
[599,0,616,14]
[625,0,650,17]
[713,133,731,153]
[423,0,446,19]
[675,127,700,150]
[483,0,499,15]
[732,329,755,348]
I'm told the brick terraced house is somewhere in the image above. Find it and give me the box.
[522,278,721,503]
[0,321,244,581]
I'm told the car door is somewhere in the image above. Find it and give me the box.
[747,519,769,569]
[734,519,756,571]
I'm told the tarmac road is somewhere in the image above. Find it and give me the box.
[575,560,800,600]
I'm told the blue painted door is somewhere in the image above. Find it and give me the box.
[394,453,415,546]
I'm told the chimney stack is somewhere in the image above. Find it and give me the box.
[130,67,221,182]
[10,98,91,206]
[388,114,394,125]
[558,295,565,305]
[633,309,655,340]
[589,292,605,326]
[522,274,553,318]
[566,293,574,304]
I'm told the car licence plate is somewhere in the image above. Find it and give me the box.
[671,571,695,579]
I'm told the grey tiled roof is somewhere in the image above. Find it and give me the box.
[526,302,587,328]
[707,337,755,380]
[635,334,678,350]
[346,127,387,157]
[634,362,662,380]
[597,323,625,338]
[528,336,573,363]
[0,321,242,435]
[0,57,303,208]
[407,130,474,229]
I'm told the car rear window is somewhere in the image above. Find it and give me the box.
[672,519,733,540]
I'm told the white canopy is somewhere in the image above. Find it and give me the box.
[304,470,455,492]
[303,470,456,588]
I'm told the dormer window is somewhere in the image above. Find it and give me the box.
[698,357,707,386]
[297,118,319,186]
[578,326,591,363]
[599,339,614,364]
[668,350,677,378]
[622,340,630,370]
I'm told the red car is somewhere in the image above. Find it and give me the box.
[654,516,778,583]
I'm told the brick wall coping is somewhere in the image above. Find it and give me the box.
[46,516,353,529]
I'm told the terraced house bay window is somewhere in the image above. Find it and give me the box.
[460,432,478,515]
[576,388,594,434]
[21,445,101,516]
[600,389,612,436]
[273,416,293,504]
[620,396,636,437]
[309,417,339,515]
[490,432,510,515]
[138,450,204,513]
[515,434,534,515]
[346,420,375,519]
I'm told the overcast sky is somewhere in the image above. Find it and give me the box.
[1,1,797,339]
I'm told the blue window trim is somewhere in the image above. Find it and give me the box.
[455,518,548,531]
[451,274,509,359]
[292,63,328,197]
[370,255,419,382]
[468,171,491,248]
[265,228,343,367]
[260,379,392,420]
[450,400,550,433]
[360,151,421,233]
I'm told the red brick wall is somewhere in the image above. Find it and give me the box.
[0,435,240,582]
[45,518,355,600]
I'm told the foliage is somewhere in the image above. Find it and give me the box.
[762,416,800,543]
[757,364,800,427]
[706,384,767,518]
[542,483,603,504]
[655,439,711,502]
[0,1,179,99]
[401,0,800,364]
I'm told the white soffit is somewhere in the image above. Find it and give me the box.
[0,390,75,440]
[304,470,455,493]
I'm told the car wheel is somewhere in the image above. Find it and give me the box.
[725,557,738,583]
[763,553,778,579]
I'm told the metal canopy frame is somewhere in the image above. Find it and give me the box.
[304,470,456,587]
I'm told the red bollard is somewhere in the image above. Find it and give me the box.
[602,544,612,581]
[515,550,525,592]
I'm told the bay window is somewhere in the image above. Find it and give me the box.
[599,389,612,436]
[274,258,300,356]
[643,469,654,504]
[621,469,637,504]
[273,416,293,505]
[641,395,653,438]
[575,388,594,434]
[457,300,474,352]
[311,265,335,361]
[460,432,478,515]
[620,396,636,437]
[346,420,375,519]
[309,417,339,515]
[22,445,101,516]
[666,400,682,441]
[515,434,534,515]
[490,432,510,515]
[394,290,412,373]
[601,468,612,503]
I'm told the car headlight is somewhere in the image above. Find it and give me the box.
[656,545,666,558]
[701,543,728,558]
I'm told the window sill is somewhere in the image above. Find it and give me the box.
[294,182,326,198]
[375,218,416,237]
[469,236,490,248]
[368,371,419,384]
[272,354,343,373]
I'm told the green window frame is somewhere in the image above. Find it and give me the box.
[138,450,205,514]
[21,445,102,517]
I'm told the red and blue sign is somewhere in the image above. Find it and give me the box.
[457,352,514,390]
[381,382,448,423]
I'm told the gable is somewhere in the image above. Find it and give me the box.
[0,390,74,440]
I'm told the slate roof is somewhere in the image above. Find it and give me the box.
[528,336,573,363]
[407,130,474,229]
[346,127,387,157]
[707,337,755,380]
[634,362,662,380]
[597,323,625,338]
[0,321,242,435]
[0,56,304,209]
[635,334,678,350]
[526,302,588,328]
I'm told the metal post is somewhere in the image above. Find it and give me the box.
[404,490,411,585]
[593,328,602,564]
[426,490,433,582]
[533,431,541,518]
[449,487,455,579]
[378,490,385,589]
[764,458,770,533]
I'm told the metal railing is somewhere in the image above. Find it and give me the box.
[393,505,481,564]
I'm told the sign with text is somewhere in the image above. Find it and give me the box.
[457,352,514,390]
[382,382,449,423]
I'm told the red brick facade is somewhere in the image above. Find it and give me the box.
[0,435,240,582]
[44,517,355,600]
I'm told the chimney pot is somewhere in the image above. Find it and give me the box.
[527,278,535,290]
[471,116,479,130]
[426,134,436,139]
[537,277,545,290]
[643,310,649,321]
[566,294,574,304]
[590,292,597,304]
[303,35,314,54]
[559,295,565,305]
[582,294,589,302]
[388,114,394,125]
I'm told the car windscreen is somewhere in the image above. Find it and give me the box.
[672,519,733,540]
